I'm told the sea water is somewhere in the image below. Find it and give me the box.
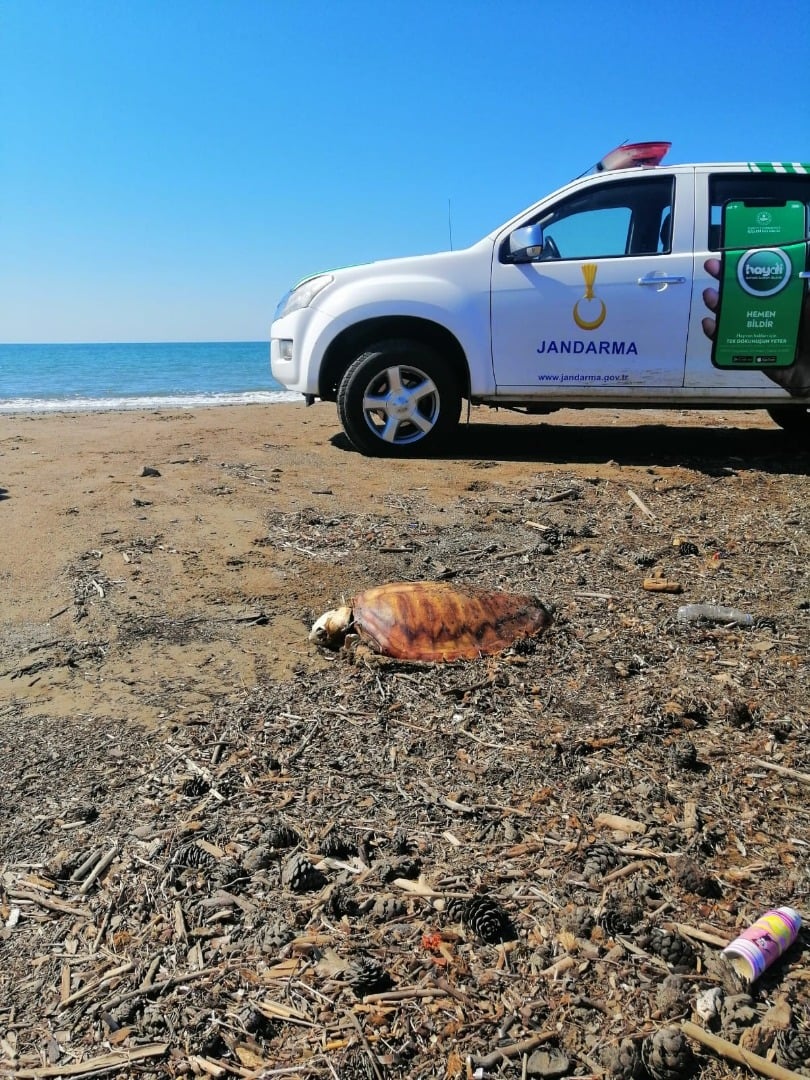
[0,342,300,413]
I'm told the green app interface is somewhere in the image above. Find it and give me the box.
[712,199,807,369]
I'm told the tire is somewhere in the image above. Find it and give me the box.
[337,339,461,456]
[767,405,810,437]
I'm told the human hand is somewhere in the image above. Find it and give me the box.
[702,258,810,395]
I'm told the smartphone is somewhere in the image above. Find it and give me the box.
[712,199,807,369]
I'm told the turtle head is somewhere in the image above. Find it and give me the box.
[309,604,353,649]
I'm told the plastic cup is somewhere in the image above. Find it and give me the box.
[722,906,802,984]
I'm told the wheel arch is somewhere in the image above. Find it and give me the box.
[318,316,470,402]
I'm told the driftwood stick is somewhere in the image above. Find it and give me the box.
[363,987,457,1003]
[78,844,119,895]
[284,719,322,766]
[69,848,103,883]
[8,890,89,919]
[751,758,810,786]
[469,1030,557,1070]
[60,961,135,1007]
[90,898,115,953]
[627,487,655,518]
[347,1010,385,1080]
[93,965,216,1014]
[539,955,577,979]
[681,1020,807,1080]
[14,1042,168,1078]
[362,979,475,1005]
[671,922,729,948]
[601,859,655,885]
[434,976,476,1005]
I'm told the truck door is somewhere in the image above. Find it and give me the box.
[490,173,693,392]
[685,165,810,389]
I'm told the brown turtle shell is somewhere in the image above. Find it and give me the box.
[351,581,551,662]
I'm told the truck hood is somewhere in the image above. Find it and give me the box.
[314,238,494,303]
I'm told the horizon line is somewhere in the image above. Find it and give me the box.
[0,339,269,347]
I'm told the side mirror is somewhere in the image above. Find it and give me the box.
[508,224,545,263]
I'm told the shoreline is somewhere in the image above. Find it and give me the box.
[0,390,303,415]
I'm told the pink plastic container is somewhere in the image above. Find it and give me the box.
[722,907,802,983]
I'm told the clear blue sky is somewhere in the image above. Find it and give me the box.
[2,0,808,343]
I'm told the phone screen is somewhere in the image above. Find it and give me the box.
[712,199,807,369]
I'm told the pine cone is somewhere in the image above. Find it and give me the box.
[340,1046,381,1080]
[641,1026,696,1080]
[173,842,215,870]
[281,853,326,893]
[348,953,391,997]
[634,551,658,568]
[599,894,644,937]
[262,822,301,849]
[237,1004,276,1038]
[463,895,516,944]
[671,738,699,769]
[181,775,210,797]
[674,857,722,898]
[643,926,696,971]
[328,885,360,918]
[774,1028,810,1071]
[655,974,689,1019]
[582,842,621,881]
[720,993,758,1038]
[602,1038,644,1079]
[377,857,421,883]
[241,844,276,874]
[678,541,699,556]
[261,918,293,952]
[373,896,406,921]
[392,830,418,855]
[561,904,595,939]
[320,832,357,859]
[444,897,467,924]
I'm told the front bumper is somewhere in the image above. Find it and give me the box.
[270,304,345,396]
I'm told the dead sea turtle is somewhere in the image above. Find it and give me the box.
[309,581,552,662]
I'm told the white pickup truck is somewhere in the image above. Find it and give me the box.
[270,144,809,455]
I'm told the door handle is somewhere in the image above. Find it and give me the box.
[637,273,687,285]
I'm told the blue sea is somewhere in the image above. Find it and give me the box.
[0,342,299,413]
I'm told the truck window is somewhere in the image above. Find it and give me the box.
[708,173,810,250]
[532,176,674,260]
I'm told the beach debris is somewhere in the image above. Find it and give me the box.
[525,1047,571,1078]
[721,906,802,985]
[280,852,326,893]
[309,580,552,661]
[643,571,682,593]
[640,926,696,971]
[677,603,755,626]
[676,540,700,556]
[462,893,516,944]
[642,1026,696,1079]
[602,1037,644,1078]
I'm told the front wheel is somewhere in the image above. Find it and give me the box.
[337,340,461,456]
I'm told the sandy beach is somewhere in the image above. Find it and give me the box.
[0,401,799,729]
[1,401,809,1077]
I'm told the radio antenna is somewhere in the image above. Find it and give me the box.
[572,139,629,180]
